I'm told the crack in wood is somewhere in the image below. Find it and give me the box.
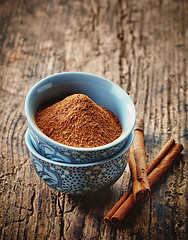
[0,157,28,180]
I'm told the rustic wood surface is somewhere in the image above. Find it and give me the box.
[0,0,187,239]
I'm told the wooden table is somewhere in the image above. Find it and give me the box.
[0,0,187,239]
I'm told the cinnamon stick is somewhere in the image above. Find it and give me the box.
[147,143,183,186]
[128,146,144,200]
[129,138,175,201]
[104,187,132,223]
[104,139,181,224]
[131,119,151,201]
[111,143,183,225]
[146,139,175,174]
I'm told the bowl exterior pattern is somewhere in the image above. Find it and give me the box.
[29,148,127,195]
[29,125,127,164]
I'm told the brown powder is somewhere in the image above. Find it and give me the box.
[35,94,122,148]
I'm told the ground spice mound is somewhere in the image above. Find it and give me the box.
[35,94,122,148]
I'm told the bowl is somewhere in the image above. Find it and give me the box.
[25,72,136,164]
[25,129,134,195]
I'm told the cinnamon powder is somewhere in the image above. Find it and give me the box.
[35,94,122,148]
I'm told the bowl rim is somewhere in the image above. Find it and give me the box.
[25,72,136,152]
[25,129,134,167]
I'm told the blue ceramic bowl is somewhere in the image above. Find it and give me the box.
[25,72,136,164]
[25,129,134,195]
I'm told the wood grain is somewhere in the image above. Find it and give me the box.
[0,0,187,239]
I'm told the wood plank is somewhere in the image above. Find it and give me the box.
[0,0,187,239]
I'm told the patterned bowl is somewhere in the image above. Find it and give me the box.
[25,129,134,195]
[25,72,136,164]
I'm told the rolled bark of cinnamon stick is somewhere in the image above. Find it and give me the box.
[111,143,183,225]
[128,146,143,200]
[132,119,151,201]
[104,187,132,223]
[146,139,175,174]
